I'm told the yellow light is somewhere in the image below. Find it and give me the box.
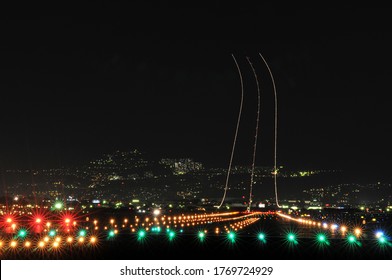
[67,237,73,243]
[94,220,98,225]
[110,219,114,224]
[53,241,59,248]
[341,226,347,233]
[38,241,45,248]
[44,237,50,243]
[10,240,17,248]
[0,241,3,247]
[46,222,51,227]
[354,228,362,236]
[6,218,12,223]
[78,237,85,243]
[65,218,70,223]
[55,237,61,242]
[24,241,31,248]
[36,218,42,223]
[90,236,97,243]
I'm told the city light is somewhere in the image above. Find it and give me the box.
[78,229,87,237]
[347,235,357,244]
[49,230,57,237]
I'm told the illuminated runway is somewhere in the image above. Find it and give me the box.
[1,211,391,259]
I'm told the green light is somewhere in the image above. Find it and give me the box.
[317,233,327,243]
[198,231,206,240]
[18,229,27,238]
[348,235,356,243]
[49,230,56,237]
[53,201,63,210]
[287,233,296,242]
[258,233,266,241]
[137,229,146,240]
[227,231,236,242]
[179,229,183,233]
[108,230,115,238]
[379,236,387,244]
[78,229,87,237]
[167,230,176,241]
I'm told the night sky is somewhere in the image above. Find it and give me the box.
[1,7,391,178]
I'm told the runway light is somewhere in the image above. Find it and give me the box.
[348,235,357,244]
[17,229,28,238]
[375,231,384,239]
[316,233,328,245]
[287,233,297,242]
[258,233,266,241]
[168,230,176,241]
[198,231,206,240]
[137,229,146,240]
[53,201,63,210]
[108,230,115,238]
[10,240,17,248]
[227,231,236,242]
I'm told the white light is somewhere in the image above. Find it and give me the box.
[153,209,161,216]
[376,231,384,238]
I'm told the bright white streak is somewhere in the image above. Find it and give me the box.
[217,54,244,209]
[258,53,281,208]
[246,57,261,212]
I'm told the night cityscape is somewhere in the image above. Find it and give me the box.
[1,7,392,263]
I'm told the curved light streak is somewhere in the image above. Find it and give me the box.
[246,57,261,212]
[217,54,244,208]
[259,53,281,208]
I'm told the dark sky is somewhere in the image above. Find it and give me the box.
[1,7,392,177]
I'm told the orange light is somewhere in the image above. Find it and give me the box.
[90,236,97,243]
[66,236,73,243]
[24,241,31,248]
[10,240,17,248]
[78,237,85,243]
[38,241,45,248]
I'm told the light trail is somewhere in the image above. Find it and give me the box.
[217,54,244,209]
[259,53,281,208]
[246,57,261,212]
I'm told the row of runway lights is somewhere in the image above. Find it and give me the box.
[1,227,390,252]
